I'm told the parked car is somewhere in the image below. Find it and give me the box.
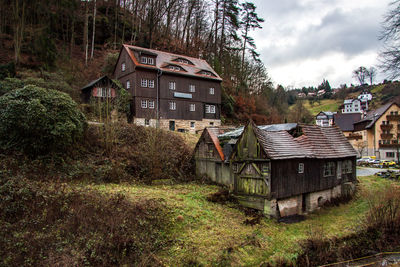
[380,160,396,168]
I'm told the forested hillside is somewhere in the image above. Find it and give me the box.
[0,0,299,124]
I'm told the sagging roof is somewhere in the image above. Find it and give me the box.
[122,44,222,81]
[251,123,356,160]
[354,102,397,129]
[334,113,362,132]
[218,123,298,140]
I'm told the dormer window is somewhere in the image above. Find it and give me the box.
[173,57,194,65]
[168,65,183,71]
[141,56,154,65]
[198,70,216,77]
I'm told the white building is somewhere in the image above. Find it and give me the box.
[315,111,336,127]
[342,99,368,114]
[358,91,373,102]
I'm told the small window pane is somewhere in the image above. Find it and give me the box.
[148,80,155,88]
[141,100,147,108]
[148,100,155,109]
[141,79,148,87]
[209,87,215,95]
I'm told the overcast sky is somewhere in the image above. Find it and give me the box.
[250,0,391,88]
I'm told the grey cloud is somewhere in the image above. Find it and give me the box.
[262,7,382,67]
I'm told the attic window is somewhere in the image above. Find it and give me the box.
[168,65,183,71]
[199,70,216,77]
[121,62,126,72]
[174,58,193,65]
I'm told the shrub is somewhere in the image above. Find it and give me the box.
[0,176,173,266]
[0,85,87,155]
[0,62,16,80]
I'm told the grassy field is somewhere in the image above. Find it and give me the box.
[80,174,394,266]
[302,99,342,116]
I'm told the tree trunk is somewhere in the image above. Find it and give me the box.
[84,0,89,65]
[13,0,25,65]
[91,0,97,59]
[70,15,75,57]
[214,0,219,59]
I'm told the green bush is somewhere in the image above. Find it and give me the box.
[0,85,87,155]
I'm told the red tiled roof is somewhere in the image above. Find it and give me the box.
[122,44,222,81]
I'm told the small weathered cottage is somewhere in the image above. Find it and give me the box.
[195,121,357,218]
[230,122,357,218]
[193,127,234,188]
[81,76,120,103]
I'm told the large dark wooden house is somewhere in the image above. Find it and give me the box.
[113,44,222,132]
[194,121,357,218]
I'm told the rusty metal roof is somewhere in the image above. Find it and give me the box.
[252,123,356,160]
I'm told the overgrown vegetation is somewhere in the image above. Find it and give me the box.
[0,175,173,266]
[0,85,86,156]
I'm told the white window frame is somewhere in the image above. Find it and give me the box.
[169,101,176,110]
[141,79,148,88]
[190,103,195,112]
[141,56,148,64]
[298,163,304,174]
[148,58,154,65]
[148,80,155,88]
[126,80,130,89]
[189,84,196,92]
[209,87,215,95]
[121,62,126,72]
[148,100,155,109]
[145,119,150,126]
[190,121,195,128]
[141,100,148,108]
[169,81,176,90]
[205,104,215,114]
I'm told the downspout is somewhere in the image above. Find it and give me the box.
[157,69,162,128]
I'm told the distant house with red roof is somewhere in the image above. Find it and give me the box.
[113,44,221,133]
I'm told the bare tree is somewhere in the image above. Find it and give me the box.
[367,66,377,85]
[379,0,400,78]
[12,0,25,64]
[90,0,97,59]
[353,66,368,85]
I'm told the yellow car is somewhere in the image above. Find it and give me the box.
[380,160,397,167]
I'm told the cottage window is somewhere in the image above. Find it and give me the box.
[190,121,195,128]
[126,80,130,89]
[209,87,215,95]
[205,104,216,114]
[342,160,352,174]
[323,162,335,177]
[148,80,155,88]
[145,119,150,126]
[298,163,304,174]
[99,88,111,97]
[169,101,176,110]
[387,152,395,157]
[169,81,176,90]
[190,104,195,112]
[141,79,148,87]
[141,100,147,108]
[141,57,148,64]
[148,100,155,109]
[121,62,126,72]
[148,58,154,65]
[189,84,196,92]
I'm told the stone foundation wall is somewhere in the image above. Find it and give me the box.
[277,195,302,217]
[271,184,352,218]
[133,117,221,133]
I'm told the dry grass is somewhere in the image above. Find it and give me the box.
[81,175,393,266]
